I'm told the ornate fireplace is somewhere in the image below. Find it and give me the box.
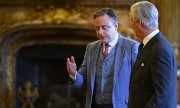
[0,24,97,108]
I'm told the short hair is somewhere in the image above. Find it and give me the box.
[130,1,159,28]
[93,8,118,24]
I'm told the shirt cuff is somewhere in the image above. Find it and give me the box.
[69,71,77,81]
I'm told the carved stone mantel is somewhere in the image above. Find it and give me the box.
[0,24,96,108]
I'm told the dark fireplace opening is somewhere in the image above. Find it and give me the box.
[15,44,86,108]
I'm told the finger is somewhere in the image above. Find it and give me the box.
[70,56,75,63]
[67,58,70,63]
[66,58,70,70]
[66,58,70,65]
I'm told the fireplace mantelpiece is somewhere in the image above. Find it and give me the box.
[0,24,97,108]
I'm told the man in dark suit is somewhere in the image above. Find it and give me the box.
[128,1,177,108]
[66,8,139,108]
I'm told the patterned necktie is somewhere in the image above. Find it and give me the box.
[104,43,110,59]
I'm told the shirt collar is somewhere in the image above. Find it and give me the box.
[143,29,159,46]
[107,33,119,47]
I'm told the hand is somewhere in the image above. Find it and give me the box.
[66,56,77,77]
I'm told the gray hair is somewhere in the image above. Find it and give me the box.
[130,1,159,29]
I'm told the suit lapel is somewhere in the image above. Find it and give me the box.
[130,33,161,85]
[130,51,144,84]
[130,43,144,83]
[90,41,102,90]
[113,36,125,87]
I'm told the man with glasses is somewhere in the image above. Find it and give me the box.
[66,8,139,108]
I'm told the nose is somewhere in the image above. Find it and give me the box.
[97,27,104,35]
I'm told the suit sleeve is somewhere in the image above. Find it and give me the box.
[145,48,175,108]
[73,43,91,87]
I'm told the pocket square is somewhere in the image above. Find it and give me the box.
[141,63,144,66]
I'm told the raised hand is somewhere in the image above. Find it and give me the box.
[66,56,77,77]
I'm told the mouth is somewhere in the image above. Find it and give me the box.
[100,36,107,40]
[99,34,107,38]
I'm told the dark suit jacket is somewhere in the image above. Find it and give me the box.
[128,32,177,108]
[73,35,139,108]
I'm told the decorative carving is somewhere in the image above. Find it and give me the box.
[18,81,39,108]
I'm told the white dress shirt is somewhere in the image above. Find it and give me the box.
[143,29,159,47]
[103,33,119,54]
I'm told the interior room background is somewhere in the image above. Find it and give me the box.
[0,0,179,108]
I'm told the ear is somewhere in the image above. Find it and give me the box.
[114,22,118,30]
[137,20,143,30]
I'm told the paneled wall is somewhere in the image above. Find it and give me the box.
[153,0,180,105]
[153,0,180,58]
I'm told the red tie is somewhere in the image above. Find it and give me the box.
[104,43,110,58]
